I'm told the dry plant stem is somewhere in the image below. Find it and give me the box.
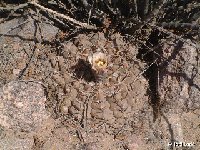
[82,95,90,129]
[132,58,158,85]
[133,0,167,30]
[29,1,97,30]
[144,0,167,23]
[55,0,67,10]
[133,0,138,19]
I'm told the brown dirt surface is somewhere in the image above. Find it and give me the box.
[0,0,200,150]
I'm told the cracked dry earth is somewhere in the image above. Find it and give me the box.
[0,17,200,150]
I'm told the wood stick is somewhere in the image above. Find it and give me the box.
[29,1,97,30]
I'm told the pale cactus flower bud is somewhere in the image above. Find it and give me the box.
[88,52,107,71]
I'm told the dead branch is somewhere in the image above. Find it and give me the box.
[29,1,97,30]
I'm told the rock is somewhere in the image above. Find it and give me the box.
[0,81,50,132]
[160,41,200,112]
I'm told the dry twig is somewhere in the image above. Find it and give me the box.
[29,1,97,30]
